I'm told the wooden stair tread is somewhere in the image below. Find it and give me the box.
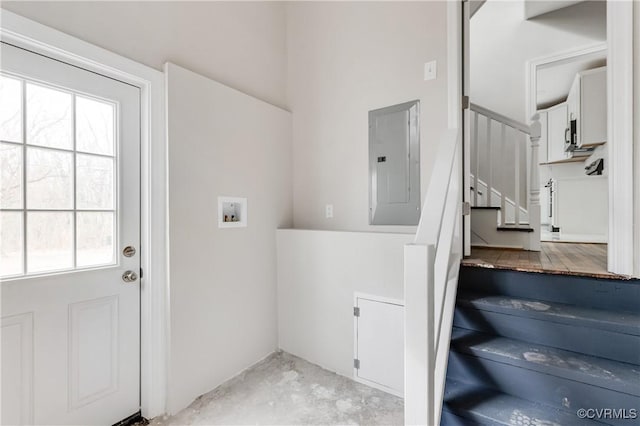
[457,291,640,336]
[450,327,640,396]
[443,379,601,426]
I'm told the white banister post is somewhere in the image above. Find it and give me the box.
[473,112,479,207]
[529,114,542,251]
[500,124,507,226]
[486,118,492,207]
[514,136,521,227]
[404,244,435,426]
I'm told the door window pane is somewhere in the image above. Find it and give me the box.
[26,83,72,149]
[26,147,73,209]
[27,212,73,273]
[76,154,114,210]
[76,96,114,156]
[0,212,23,276]
[1,143,23,209]
[3,78,120,277]
[77,212,114,267]
[0,76,22,143]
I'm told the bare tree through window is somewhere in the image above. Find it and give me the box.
[1,74,117,277]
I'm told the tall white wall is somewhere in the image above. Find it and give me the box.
[2,3,294,414]
[286,1,449,233]
[0,1,288,108]
[471,0,606,123]
[277,229,412,377]
[165,63,292,413]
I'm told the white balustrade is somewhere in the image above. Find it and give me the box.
[469,103,541,231]
[405,129,462,426]
[404,105,542,426]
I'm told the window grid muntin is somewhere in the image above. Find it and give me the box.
[0,73,118,278]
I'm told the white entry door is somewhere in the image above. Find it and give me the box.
[1,42,141,425]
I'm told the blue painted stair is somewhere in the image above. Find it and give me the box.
[442,266,640,426]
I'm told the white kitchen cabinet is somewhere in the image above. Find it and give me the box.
[546,103,570,163]
[537,109,549,163]
[567,66,607,148]
[538,102,569,164]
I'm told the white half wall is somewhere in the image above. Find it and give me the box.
[166,63,292,414]
[286,1,449,232]
[277,229,412,377]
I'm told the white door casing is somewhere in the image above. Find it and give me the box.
[462,0,471,256]
[1,42,141,425]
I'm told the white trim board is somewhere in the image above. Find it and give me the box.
[0,10,170,418]
[607,1,636,277]
[635,1,640,279]
[541,234,607,244]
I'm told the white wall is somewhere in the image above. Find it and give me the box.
[0,1,288,108]
[471,0,606,123]
[554,176,608,242]
[277,229,412,377]
[166,63,292,413]
[286,1,449,233]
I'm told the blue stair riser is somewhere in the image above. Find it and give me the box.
[459,267,640,313]
[453,307,640,365]
[447,352,639,426]
[441,408,485,426]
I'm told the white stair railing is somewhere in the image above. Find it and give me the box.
[404,128,463,426]
[470,102,541,250]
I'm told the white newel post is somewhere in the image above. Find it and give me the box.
[528,114,542,251]
[404,243,435,426]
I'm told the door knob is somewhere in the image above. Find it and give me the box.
[122,270,138,283]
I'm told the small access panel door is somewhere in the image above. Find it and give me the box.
[354,295,404,397]
[369,100,420,225]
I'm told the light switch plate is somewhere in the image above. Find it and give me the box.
[424,60,437,81]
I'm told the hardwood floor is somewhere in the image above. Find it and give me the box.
[462,242,630,279]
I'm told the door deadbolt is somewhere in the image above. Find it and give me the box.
[122,270,138,283]
[123,246,136,257]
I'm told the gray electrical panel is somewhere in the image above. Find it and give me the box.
[369,100,420,225]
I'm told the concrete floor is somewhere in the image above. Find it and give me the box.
[151,351,404,425]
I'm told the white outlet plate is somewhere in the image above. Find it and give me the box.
[424,60,437,81]
[325,204,334,218]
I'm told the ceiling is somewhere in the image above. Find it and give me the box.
[536,50,606,110]
[524,0,585,19]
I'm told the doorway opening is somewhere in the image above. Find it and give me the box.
[465,0,612,277]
